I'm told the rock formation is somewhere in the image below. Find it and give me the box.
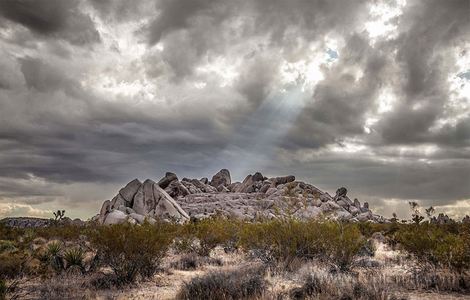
[97,178,189,225]
[96,169,387,224]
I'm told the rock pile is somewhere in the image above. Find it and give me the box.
[97,178,189,225]
[96,169,386,224]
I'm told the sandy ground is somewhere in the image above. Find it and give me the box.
[14,243,470,299]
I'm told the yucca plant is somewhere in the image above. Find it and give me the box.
[64,248,84,272]
[46,241,64,271]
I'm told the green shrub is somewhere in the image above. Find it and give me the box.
[176,218,240,256]
[394,223,470,272]
[239,219,365,271]
[91,222,174,284]
[0,241,16,254]
[177,267,266,300]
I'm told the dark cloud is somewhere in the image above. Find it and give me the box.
[0,0,468,219]
[0,0,100,45]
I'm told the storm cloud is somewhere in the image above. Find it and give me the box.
[0,0,469,220]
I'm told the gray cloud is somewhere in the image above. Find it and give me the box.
[0,0,468,219]
[0,0,100,45]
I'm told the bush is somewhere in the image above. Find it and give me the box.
[177,266,266,300]
[239,219,366,271]
[0,241,16,254]
[91,222,174,284]
[291,271,399,300]
[176,218,240,256]
[170,254,223,270]
[394,223,470,272]
[0,252,26,279]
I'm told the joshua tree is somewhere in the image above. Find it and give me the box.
[409,202,424,224]
[391,212,399,223]
[425,206,435,218]
[53,210,66,221]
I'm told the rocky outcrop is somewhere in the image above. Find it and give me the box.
[430,213,455,224]
[462,215,470,224]
[97,178,189,225]
[0,217,85,228]
[210,169,231,189]
[96,169,387,224]
[158,172,178,189]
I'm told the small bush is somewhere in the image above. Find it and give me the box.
[177,266,266,300]
[170,254,223,270]
[0,252,26,279]
[0,241,16,254]
[291,271,400,300]
[38,274,97,300]
[91,222,174,284]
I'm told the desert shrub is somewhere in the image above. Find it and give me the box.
[90,222,174,284]
[0,252,26,279]
[176,217,240,256]
[394,223,470,272]
[0,224,24,242]
[170,254,223,270]
[239,219,365,271]
[291,271,400,300]
[177,266,266,300]
[34,224,88,241]
[0,241,16,254]
[38,273,97,300]
[63,248,85,272]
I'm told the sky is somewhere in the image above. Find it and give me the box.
[0,0,469,220]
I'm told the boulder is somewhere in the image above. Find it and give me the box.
[272,175,295,186]
[353,198,361,208]
[294,206,322,219]
[132,185,145,215]
[320,194,333,202]
[361,202,370,212]
[158,172,178,189]
[165,180,190,198]
[110,194,127,209]
[320,201,341,212]
[357,211,373,222]
[348,205,361,216]
[118,179,142,203]
[210,169,231,188]
[99,200,111,223]
[252,172,264,182]
[334,187,347,200]
[333,210,353,221]
[103,210,128,225]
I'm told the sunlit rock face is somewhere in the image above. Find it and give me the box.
[96,169,387,224]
